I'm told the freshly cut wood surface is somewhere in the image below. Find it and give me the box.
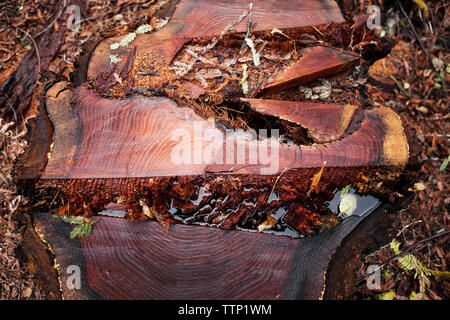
[32,85,409,180]
[32,208,385,300]
[257,46,359,96]
[27,84,409,180]
[243,99,358,143]
[87,0,344,81]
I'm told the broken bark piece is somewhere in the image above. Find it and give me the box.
[243,99,358,143]
[87,0,345,82]
[181,81,206,99]
[368,40,412,86]
[282,205,322,235]
[93,46,136,94]
[257,46,359,96]
[0,0,85,122]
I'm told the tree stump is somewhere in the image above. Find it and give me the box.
[16,0,415,299]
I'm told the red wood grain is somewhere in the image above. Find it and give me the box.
[257,46,359,96]
[243,99,358,143]
[38,86,408,180]
[88,0,344,80]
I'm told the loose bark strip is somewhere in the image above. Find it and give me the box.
[243,99,358,143]
[257,46,360,96]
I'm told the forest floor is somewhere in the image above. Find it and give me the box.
[0,0,448,300]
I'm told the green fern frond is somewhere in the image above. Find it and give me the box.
[53,215,96,239]
[389,239,448,278]
[398,254,415,271]
[53,214,83,225]
[70,220,96,239]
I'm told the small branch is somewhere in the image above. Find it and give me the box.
[16,27,41,75]
[356,230,450,285]
[267,168,288,203]
[417,134,450,138]
[396,0,433,70]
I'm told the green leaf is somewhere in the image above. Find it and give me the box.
[69,221,96,239]
[439,155,449,172]
[54,215,84,225]
[70,224,83,239]
[379,291,395,300]
[340,184,352,197]
[389,75,411,98]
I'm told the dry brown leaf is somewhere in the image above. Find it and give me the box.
[307,161,327,196]
[257,214,277,233]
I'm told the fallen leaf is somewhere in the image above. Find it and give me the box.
[379,290,395,300]
[244,37,260,66]
[270,27,291,39]
[339,193,357,217]
[307,161,327,195]
[139,199,154,219]
[411,0,429,19]
[240,64,249,94]
[22,287,32,299]
[411,181,427,191]
[415,106,428,114]
[439,155,449,172]
[257,214,277,233]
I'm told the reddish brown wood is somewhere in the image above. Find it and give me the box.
[11,0,416,301]
[243,99,358,143]
[87,0,345,82]
[32,208,390,300]
[32,85,409,181]
[19,82,410,235]
[257,46,359,96]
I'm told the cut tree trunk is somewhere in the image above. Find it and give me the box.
[87,0,344,79]
[31,201,404,300]
[16,0,415,300]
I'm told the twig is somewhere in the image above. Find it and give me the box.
[267,168,288,203]
[16,27,41,75]
[33,0,67,39]
[396,0,434,70]
[389,75,411,98]
[0,46,24,69]
[396,220,423,237]
[240,3,253,52]
[356,230,450,285]
[417,133,450,138]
